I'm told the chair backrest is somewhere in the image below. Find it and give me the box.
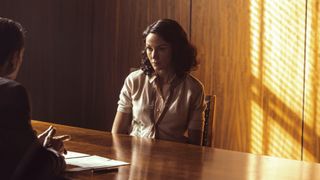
[202,95,216,147]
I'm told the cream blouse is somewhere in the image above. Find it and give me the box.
[117,70,205,143]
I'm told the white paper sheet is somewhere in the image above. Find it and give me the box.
[63,151,129,172]
[64,151,90,159]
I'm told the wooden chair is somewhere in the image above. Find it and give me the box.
[202,95,216,147]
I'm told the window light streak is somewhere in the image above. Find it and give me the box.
[302,0,320,162]
[249,0,305,160]
[251,101,264,154]
[268,102,299,130]
[248,0,320,162]
[251,85,259,96]
[261,0,305,112]
[250,0,261,78]
[304,1,319,127]
[268,119,300,159]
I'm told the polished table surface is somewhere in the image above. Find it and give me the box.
[32,120,320,180]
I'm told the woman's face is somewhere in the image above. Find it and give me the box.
[145,33,172,73]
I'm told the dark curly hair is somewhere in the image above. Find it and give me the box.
[140,19,198,77]
[0,17,25,65]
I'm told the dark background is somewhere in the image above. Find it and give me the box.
[0,0,191,130]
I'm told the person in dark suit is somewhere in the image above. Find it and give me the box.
[0,17,70,179]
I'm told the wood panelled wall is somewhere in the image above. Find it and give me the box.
[0,0,190,130]
[192,0,255,153]
[304,0,320,162]
[192,0,320,163]
[1,0,320,163]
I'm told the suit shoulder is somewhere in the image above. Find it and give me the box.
[0,78,26,95]
[0,77,22,88]
[0,78,28,105]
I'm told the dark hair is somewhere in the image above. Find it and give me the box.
[0,17,25,65]
[140,19,198,77]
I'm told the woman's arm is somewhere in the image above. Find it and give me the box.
[111,111,132,134]
[187,83,206,146]
[187,106,205,145]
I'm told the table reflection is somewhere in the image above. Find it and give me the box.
[32,120,320,180]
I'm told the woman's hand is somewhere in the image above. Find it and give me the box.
[38,126,71,154]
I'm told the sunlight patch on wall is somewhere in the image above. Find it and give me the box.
[262,0,305,113]
[249,0,305,159]
[303,0,320,162]
[250,0,262,79]
[268,119,300,159]
[250,101,263,154]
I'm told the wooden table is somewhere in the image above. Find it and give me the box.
[32,120,320,180]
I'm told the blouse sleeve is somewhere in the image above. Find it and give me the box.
[117,75,133,114]
[187,86,206,131]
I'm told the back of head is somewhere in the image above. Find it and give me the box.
[0,17,25,66]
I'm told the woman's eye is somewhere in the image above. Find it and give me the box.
[146,47,153,51]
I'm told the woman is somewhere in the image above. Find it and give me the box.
[112,19,205,145]
[0,17,69,179]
